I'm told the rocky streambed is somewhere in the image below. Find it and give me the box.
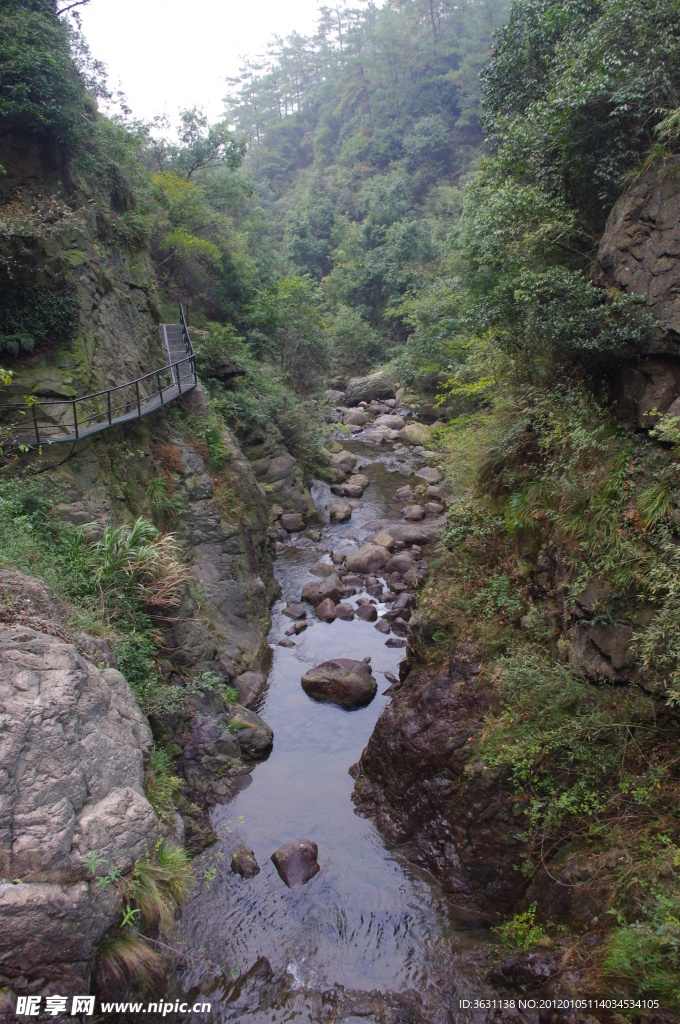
[177,385,498,1023]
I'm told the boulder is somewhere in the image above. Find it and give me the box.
[345,372,397,406]
[301,573,344,606]
[363,517,446,545]
[0,625,157,997]
[316,598,337,622]
[235,670,268,707]
[399,423,432,445]
[325,389,345,403]
[375,619,391,634]
[355,603,378,622]
[424,501,445,516]
[227,707,274,760]
[271,839,319,887]
[386,551,417,576]
[285,621,307,636]
[395,485,414,502]
[348,473,370,491]
[417,403,439,424]
[361,429,386,445]
[281,513,305,532]
[278,637,296,648]
[329,450,358,475]
[345,544,392,574]
[283,603,307,620]
[415,466,442,484]
[334,604,355,621]
[373,414,406,430]
[231,844,260,879]
[301,658,377,709]
[329,503,352,523]
[371,531,396,551]
[343,409,369,427]
[403,505,425,521]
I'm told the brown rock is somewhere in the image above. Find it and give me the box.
[329,503,352,523]
[345,372,396,405]
[355,603,378,622]
[231,844,260,878]
[316,598,337,623]
[334,603,355,621]
[375,619,391,634]
[403,505,425,522]
[271,839,319,887]
[345,544,391,575]
[301,573,344,606]
[371,531,396,551]
[283,603,307,620]
[279,637,296,648]
[301,658,377,709]
[330,450,358,475]
[281,513,305,532]
[343,409,368,426]
[386,551,417,576]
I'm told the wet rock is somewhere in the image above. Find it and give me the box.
[393,592,416,613]
[325,389,345,403]
[311,561,337,577]
[489,951,560,990]
[227,707,274,760]
[364,517,445,545]
[283,603,307,620]
[271,839,319,887]
[329,503,352,523]
[372,530,396,550]
[281,513,305,532]
[301,658,377,709]
[403,504,425,521]
[424,501,445,516]
[285,620,307,636]
[362,429,386,445]
[345,544,392,574]
[335,603,355,621]
[331,551,346,565]
[426,485,442,499]
[395,485,414,502]
[373,414,406,430]
[355,603,378,622]
[301,573,344,606]
[348,473,370,491]
[342,573,365,588]
[278,637,296,648]
[399,423,432,445]
[385,637,407,648]
[345,372,396,405]
[332,482,365,498]
[366,583,384,597]
[384,398,396,408]
[231,844,260,879]
[391,618,409,636]
[235,670,268,707]
[330,450,358,475]
[316,598,337,623]
[415,466,442,484]
[375,619,391,634]
[306,528,322,542]
[386,551,417,576]
[343,409,368,426]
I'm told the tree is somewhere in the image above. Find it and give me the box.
[174,107,245,179]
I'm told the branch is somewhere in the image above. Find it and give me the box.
[57,0,91,15]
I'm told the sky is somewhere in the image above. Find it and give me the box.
[77,0,326,127]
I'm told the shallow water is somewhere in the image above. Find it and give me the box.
[178,437,493,1022]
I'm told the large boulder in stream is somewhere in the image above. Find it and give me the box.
[399,422,432,445]
[345,372,397,405]
[271,839,319,886]
[345,544,392,574]
[301,573,344,607]
[301,658,377,709]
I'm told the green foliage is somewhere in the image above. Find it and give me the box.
[493,903,547,951]
[0,0,88,146]
[603,893,680,1006]
[0,283,79,358]
[144,746,183,824]
[128,840,193,938]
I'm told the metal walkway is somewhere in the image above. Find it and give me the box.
[0,304,196,450]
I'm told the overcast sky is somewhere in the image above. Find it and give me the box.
[77,0,326,127]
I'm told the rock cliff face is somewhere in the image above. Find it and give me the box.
[352,651,525,913]
[0,621,157,1004]
[593,158,680,427]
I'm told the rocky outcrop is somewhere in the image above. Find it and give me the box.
[0,624,157,1000]
[594,158,680,353]
[352,651,525,912]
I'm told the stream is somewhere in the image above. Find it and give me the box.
[178,431,494,1023]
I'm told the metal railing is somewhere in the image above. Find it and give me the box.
[0,303,196,450]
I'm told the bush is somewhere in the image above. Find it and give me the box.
[603,893,680,1006]
[0,283,79,357]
